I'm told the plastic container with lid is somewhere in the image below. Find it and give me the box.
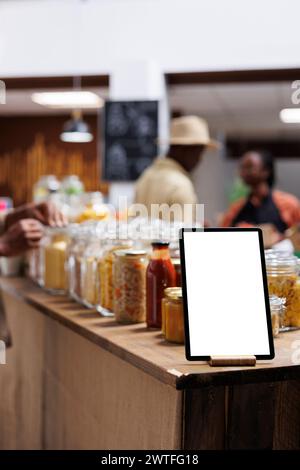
[269,295,285,337]
[113,249,148,324]
[41,227,71,294]
[265,250,300,328]
[165,288,184,344]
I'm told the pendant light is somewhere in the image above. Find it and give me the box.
[60,76,94,143]
[60,109,93,143]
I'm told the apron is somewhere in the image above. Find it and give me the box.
[232,191,287,234]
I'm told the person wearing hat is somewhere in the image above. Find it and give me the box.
[134,115,217,221]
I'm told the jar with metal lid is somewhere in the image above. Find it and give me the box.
[265,251,299,327]
[41,227,71,294]
[113,249,148,324]
[161,287,182,336]
[98,229,132,316]
[269,295,285,337]
[165,288,184,344]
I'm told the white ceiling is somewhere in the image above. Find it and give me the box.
[0,81,299,139]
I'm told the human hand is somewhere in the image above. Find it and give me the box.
[5,201,68,229]
[0,219,44,257]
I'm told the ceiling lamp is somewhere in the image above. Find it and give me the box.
[60,110,93,143]
[31,91,103,109]
[279,108,300,123]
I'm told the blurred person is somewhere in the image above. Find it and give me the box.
[0,200,67,346]
[221,150,300,243]
[134,116,218,221]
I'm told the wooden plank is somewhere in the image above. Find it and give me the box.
[273,380,300,449]
[0,292,44,449]
[43,316,182,450]
[226,382,276,449]
[2,277,300,390]
[183,387,225,449]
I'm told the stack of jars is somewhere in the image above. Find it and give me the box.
[265,250,300,329]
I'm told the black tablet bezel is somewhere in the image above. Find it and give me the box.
[179,227,275,361]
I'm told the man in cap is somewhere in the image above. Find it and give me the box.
[134,115,217,221]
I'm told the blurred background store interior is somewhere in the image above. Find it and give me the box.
[1,0,300,222]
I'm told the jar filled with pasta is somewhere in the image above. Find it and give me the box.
[265,251,299,328]
[165,288,184,344]
[97,230,132,316]
[113,249,148,324]
[269,295,285,337]
[41,227,71,294]
[285,279,300,327]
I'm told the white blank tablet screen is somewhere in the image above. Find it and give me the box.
[183,230,271,357]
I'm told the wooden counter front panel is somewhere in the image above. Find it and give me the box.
[0,291,182,450]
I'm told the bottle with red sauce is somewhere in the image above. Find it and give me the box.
[146,241,176,328]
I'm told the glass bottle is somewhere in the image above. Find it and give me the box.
[146,241,176,328]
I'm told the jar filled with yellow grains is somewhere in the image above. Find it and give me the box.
[41,227,71,294]
[164,287,184,344]
[269,295,285,337]
[161,287,181,336]
[265,251,299,328]
[97,227,132,317]
[81,228,106,309]
[113,249,148,324]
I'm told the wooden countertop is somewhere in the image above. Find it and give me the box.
[2,276,300,390]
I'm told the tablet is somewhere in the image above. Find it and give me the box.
[180,228,274,361]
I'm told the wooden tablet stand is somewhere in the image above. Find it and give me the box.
[209,355,256,367]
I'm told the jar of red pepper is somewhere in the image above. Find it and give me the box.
[146,241,176,328]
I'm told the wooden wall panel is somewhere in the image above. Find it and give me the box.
[0,115,108,206]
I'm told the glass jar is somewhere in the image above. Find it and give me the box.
[81,233,105,309]
[161,287,182,336]
[98,236,132,316]
[113,249,148,324]
[67,229,87,302]
[41,227,71,294]
[27,247,43,286]
[265,251,299,327]
[146,241,176,328]
[172,258,181,286]
[165,288,184,344]
[269,295,285,337]
[285,279,300,327]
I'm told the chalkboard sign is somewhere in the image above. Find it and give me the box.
[103,100,158,181]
